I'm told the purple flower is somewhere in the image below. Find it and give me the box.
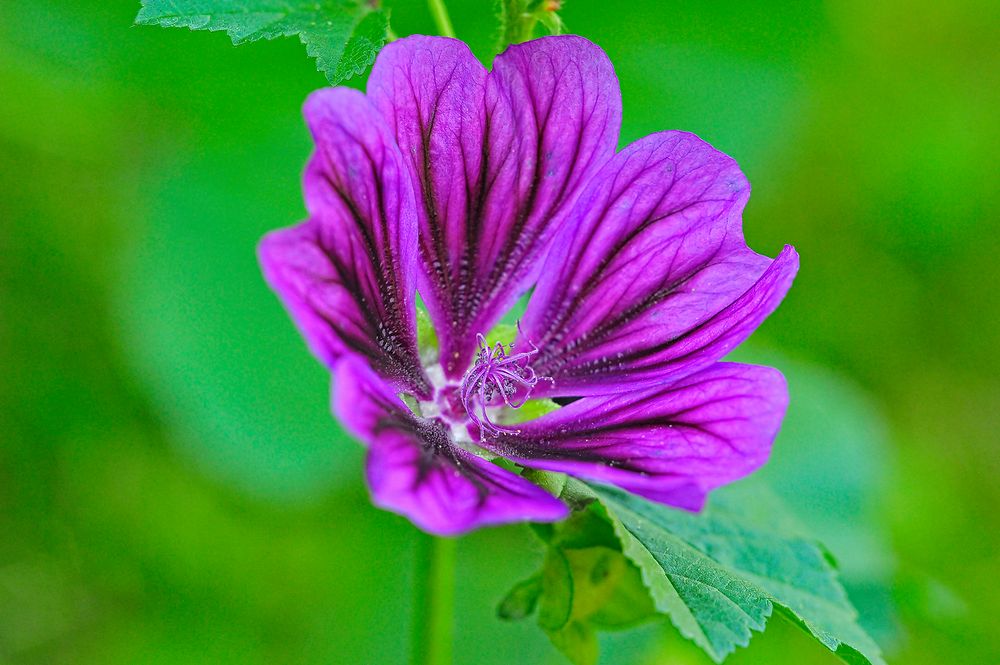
[259,35,799,535]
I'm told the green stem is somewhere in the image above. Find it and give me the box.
[427,0,456,38]
[413,533,456,665]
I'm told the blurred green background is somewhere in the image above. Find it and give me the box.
[1,0,997,662]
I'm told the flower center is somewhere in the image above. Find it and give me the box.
[460,332,540,436]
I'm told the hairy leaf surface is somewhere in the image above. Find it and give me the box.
[591,483,885,664]
[135,0,388,84]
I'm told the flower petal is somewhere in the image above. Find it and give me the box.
[520,131,799,397]
[482,363,788,511]
[259,88,429,396]
[333,357,568,535]
[368,35,622,377]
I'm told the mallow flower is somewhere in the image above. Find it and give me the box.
[259,35,799,535]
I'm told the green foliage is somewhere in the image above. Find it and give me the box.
[494,0,565,52]
[500,398,561,424]
[134,0,388,84]
[503,483,883,664]
[497,574,543,620]
[416,305,439,364]
[592,483,886,665]
[498,509,656,665]
[5,0,999,663]
[485,321,518,347]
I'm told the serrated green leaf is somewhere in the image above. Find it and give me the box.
[135,0,388,85]
[591,483,886,665]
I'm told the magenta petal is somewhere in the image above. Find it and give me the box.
[368,35,622,377]
[520,131,799,397]
[332,357,568,535]
[259,88,429,396]
[480,363,788,511]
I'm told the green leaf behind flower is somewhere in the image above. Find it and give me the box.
[500,398,561,425]
[590,483,886,665]
[415,304,439,364]
[135,0,388,85]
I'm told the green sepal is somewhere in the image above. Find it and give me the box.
[588,560,657,630]
[499,504,658,664]
[494,0,567,52]
[497,574,543,621]
[538,547,574,631]
[544,620,599,665]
